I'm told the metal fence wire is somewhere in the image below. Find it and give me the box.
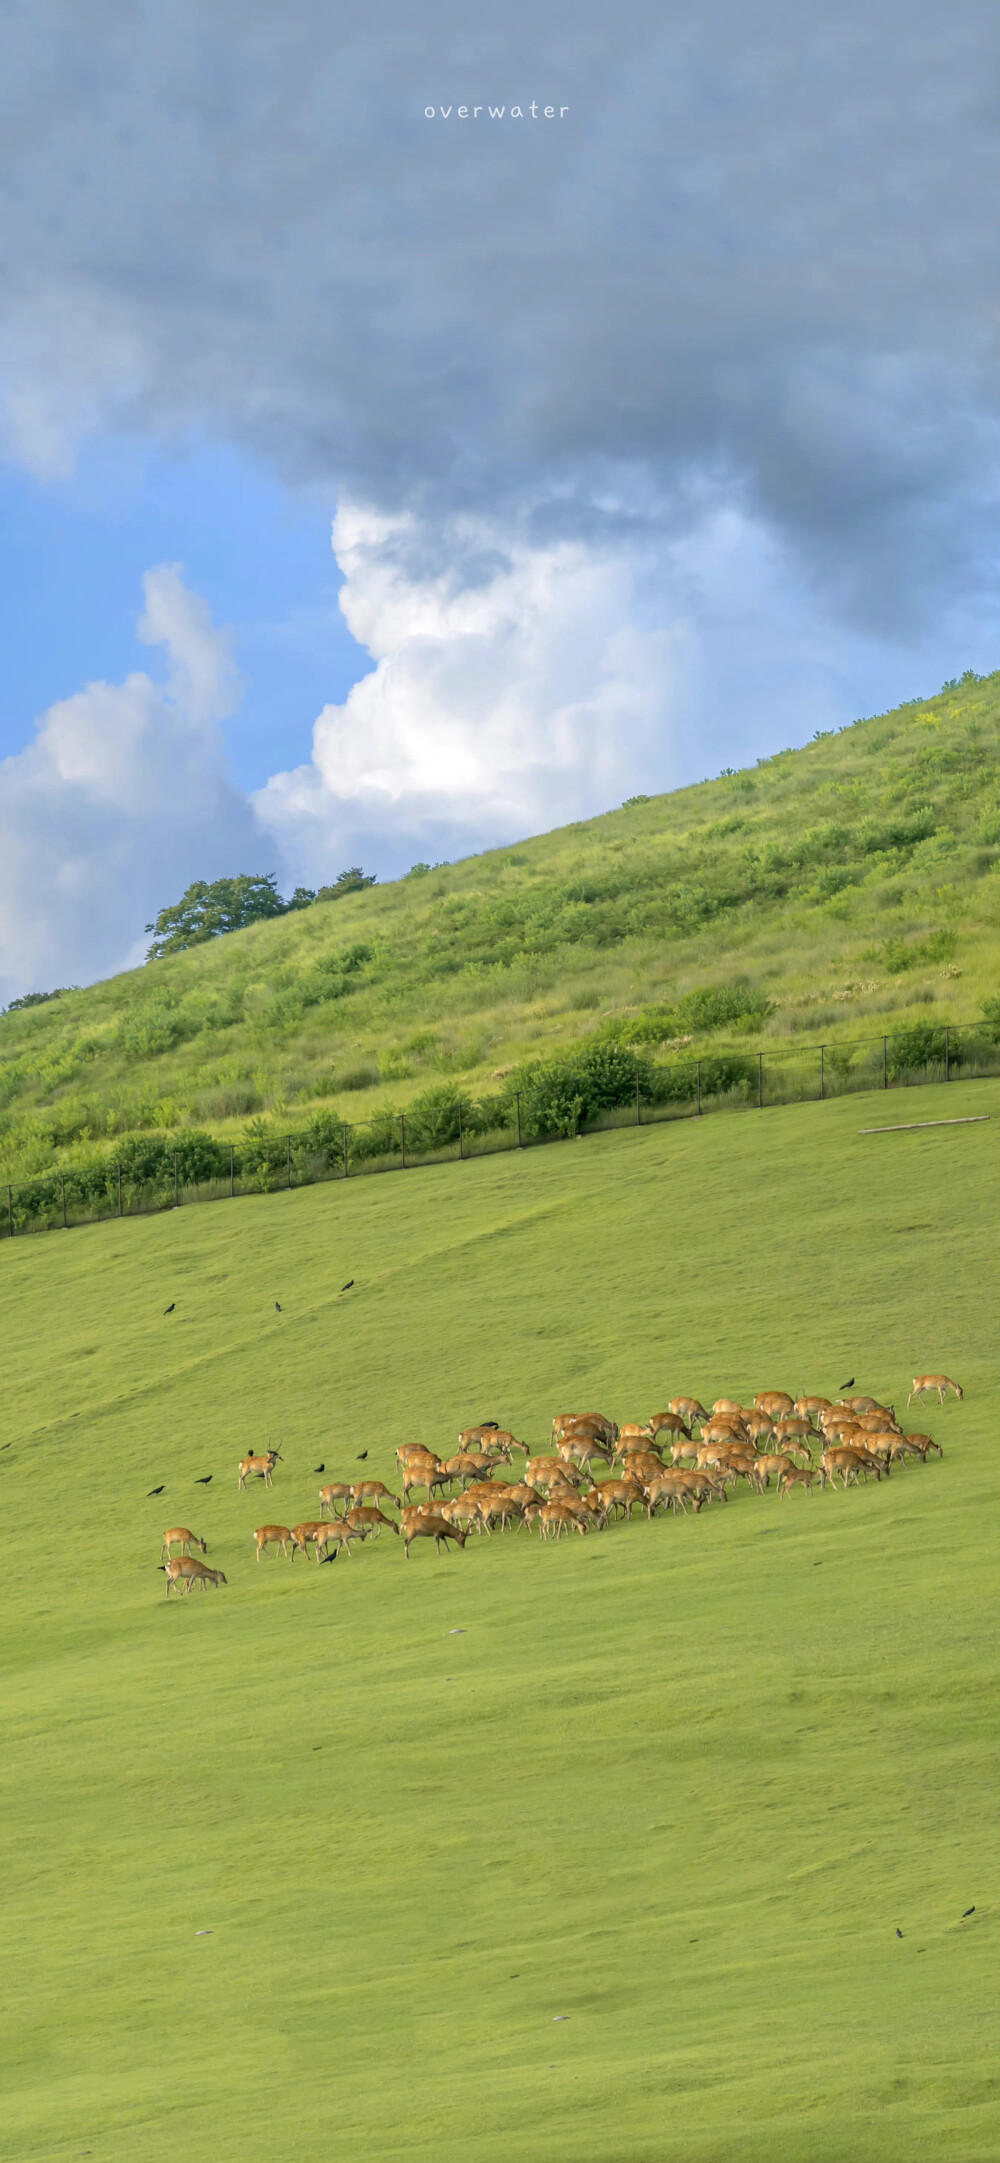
[1,1019,997,1241]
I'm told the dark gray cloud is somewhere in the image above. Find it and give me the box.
[0,0,995,630]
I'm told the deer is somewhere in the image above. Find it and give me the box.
[525,1456,586,1493]
[643,1471,701,1517]
[253,1525,294,1560]
[534,1502,590,1540]
[350,1479,400,1508]
[238,1451,278,1491]
[458,1425,504,1452]
[753,1453,800,1490]
[754,1391,795,1418]
[668,1397,708,1424]
[795,1396,833,1417]
[163,1557,227,1595]
[160,1528,208,1560]
[820,1447,881,1489]
[319,1482,354,1517]
[774,1416,815,1445]
[395,1444,440,1476]
[643,1411,691,1441]
[403,1513,469,1559]
[907,1374,964,1405]
[346,1506,399,1539]
[290,1520,344,1561]
[777,1465,827,1497]
[883,1434,943,1467]
[557,1434,615,1478]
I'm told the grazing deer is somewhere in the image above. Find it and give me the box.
[350,1479,400,1508]
[643,1471,700,1517]
[884,1434,943,1466]
[821,1447,881,1489]
[774,1416,814,1443]
[668,1397,708,1423]
[253,1524,294,1560]
[742,1411,776,1443]
[163,1557,227,1595]
[319,1482,354,1516]
[534,1502,589,1539]
[160,1528,208,1560]
[557,1435,614,1478]
[669,1436,700,1464]
[907,1374,964,1405]
[753,1453,799,1489]
[525,1456,585,1493]
[777,1465,827,1497]
[395,1444,440,1475]
[586,1477,645,1520]
[403,1513,469,1559]
[291,1520,339,1561]
[643,1411,691,1441]
[238,1451,277,1490]
[754,1391,795,1418]
[712,1398,744,1417]
[346,1506,399,1538]
[795,1396,832,1416]
[458,1425,504,1452]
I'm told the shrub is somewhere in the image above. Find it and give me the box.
[118,1003,185,1059]
[886,1024,961,1077]
[980,994,1000,1044]
[402,1083,474,1153]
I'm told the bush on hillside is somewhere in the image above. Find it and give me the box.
[886,1024,963,1077]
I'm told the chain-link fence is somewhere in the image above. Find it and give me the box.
[1,1018,996,1242]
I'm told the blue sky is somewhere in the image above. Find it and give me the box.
[0,440,368,791]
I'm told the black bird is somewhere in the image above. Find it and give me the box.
[963,1907,975,1917]
[341,1280,354,1292]
[356,1450,368,1461]
[313,1465,325,1475]
[275,1302,282,1312]
[896,1928,903,1938]
[194,1475,212,1486]
[839,1377,854,1390]
[319,1547,339,1564]
[164,1303,175,1315]
[147,1485,165,1496]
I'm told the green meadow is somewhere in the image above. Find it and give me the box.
[3,668,1000,1187]
[1,1077,997,2160]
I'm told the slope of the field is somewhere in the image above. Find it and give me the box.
[1,669,999,1182]
[1,1077,997,2161]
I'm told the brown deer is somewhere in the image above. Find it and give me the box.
[668,1397,708,1423]
[290,1520,343,1561]
[346,1506,399,1539]
[557,1434,615,1478]
[777,1465,827,1497]
[820,1447,881,1489]
[643,1471,701,1516]
[350,1479,400,1508]
[753,1453,799,1489]
[238,1451,277,1490]
[907,1374,964,1405]
[534,1502,589,1539]
[160,1528,208,1560]
[643,1411,691,1440]
[163,1557,227,1595]
[403,1513,469,1559]
[319,1482,354,1516]
[253,1524,294,1560]
[525,1456,585,1493]
[795,1396,832,1416]
[754,1391,795,1418]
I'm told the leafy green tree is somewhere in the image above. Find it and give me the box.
[145,874,289,958]
[315,868,378,901]
[2,987,74,1014]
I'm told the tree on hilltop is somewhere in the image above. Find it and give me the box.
[145,867,378,958]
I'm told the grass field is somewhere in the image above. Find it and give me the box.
[2,1076,998,2160]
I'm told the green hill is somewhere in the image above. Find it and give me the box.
[2,1078,997,2160]
[2,669,999,1187]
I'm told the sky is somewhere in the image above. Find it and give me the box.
[0,0,996,999]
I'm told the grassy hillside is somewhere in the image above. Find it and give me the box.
[1,669,999,1183]
[1,1076,997,2161]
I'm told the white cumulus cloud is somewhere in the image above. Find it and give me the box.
[0,566,266,1003]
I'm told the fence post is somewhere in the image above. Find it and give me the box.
[117,1163,122,1217]
[286,1134,292,1188]
[62,1176,67,1229]
[400,1114,406,1169]
[696,1061,702,1117]
[343,1124,350,1178]
[820,1045,825,1100]
[174,1153,179,1206]
[635,1064,641,1126]
[7,1184,11,1239]
[515,1093,522,1148]
[230,1145,235,1199]
[458,1100,464,1160]
[945,1026,950,1082]
[757,1054,763,1109]
[883,1036,888,1089]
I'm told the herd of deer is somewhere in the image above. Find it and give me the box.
[156,1373,959,1592]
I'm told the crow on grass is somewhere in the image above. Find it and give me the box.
[195,1476,212,1486]
[163,1303,175,1315]
[839,1377,854,1390]
[313,1465,325,1474]
[341,1280,354,1292]
[275,1302,282,1312]
[356,1450,368,1461]
[148,1485,165,1497]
